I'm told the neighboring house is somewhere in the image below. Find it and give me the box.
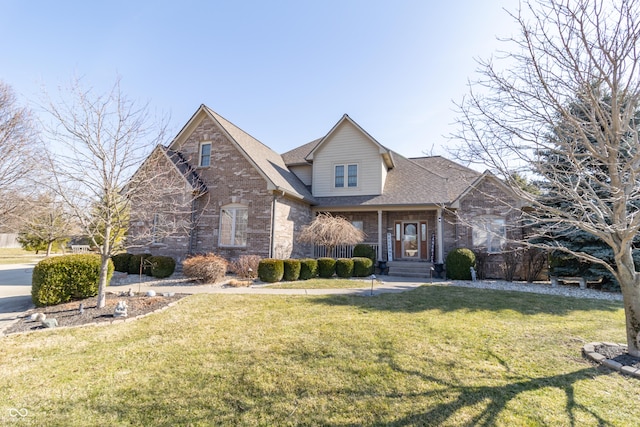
[129,105,524,278]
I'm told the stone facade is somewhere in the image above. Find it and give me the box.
[273,195,313,259]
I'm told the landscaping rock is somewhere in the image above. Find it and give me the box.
[42,318,58,328]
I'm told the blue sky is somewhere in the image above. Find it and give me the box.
[1,0,520,159]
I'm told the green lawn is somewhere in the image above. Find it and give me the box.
[0,248,44,265]
[1,285,635,426]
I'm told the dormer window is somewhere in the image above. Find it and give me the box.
[199,142,211,167]
[335,164,358,188]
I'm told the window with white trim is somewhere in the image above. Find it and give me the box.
[335,164,357,188]
[219,204,248,247]
[472,216,506,253]
[199,142,211,167]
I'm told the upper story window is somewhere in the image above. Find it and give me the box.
[199,142,211,167]
[219,204,248,247]
[335,164,358,188]
[472,216,506,253]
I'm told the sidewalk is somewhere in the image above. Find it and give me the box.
[111,274,432,297]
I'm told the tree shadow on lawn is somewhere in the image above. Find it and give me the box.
[314,285,622,316]
[46,360,614,426]
[377,365,612,427]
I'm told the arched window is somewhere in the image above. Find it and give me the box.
[219,204,248,247]
[472,216,506,253]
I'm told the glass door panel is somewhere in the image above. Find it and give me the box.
[403,223,418,258]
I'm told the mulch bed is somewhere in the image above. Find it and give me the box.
[594,343,640,369]
[5,292,188,335]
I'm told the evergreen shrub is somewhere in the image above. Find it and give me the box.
[32,254,113,307]
[258,258,284,283]
[446,248,476,280]
[148,256,176,278]
[317,257,336,278]
[353,244,376,261]
[352,257,374,277]
[298,258,318,280]
[128,253,153,275]
[335,258,354,278]
[111,252,132,273]
[283,259,301,281]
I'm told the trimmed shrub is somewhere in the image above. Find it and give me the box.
[353,257,374,277]
[111,252,132,273]
[32,254,114,307]
[446,248,476,280]
[148,256,176,278]
[183,253,228,283]
[258,258,284,283]
[128,253,153,275]
[299,258,318,280]
[353,244,376,261]
[335,258,354,278]
[283,259,301,281]
[229,255,261,279]
[317,257,336,278]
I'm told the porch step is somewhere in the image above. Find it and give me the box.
[386,261,432,278]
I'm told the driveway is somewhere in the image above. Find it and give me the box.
[0,263,35,332]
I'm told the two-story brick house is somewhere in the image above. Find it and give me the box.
[128,105,523,278]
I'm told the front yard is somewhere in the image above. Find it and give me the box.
[1,285,636,426]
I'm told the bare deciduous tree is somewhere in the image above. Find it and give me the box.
[0,81,38,228]
[297,213,365,257]
[452,0,640,355]
[41,77,198,308]
[17,195,77,256]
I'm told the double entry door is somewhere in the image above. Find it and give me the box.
[394,221,429,260]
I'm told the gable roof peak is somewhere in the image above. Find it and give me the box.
[304,114,394,168]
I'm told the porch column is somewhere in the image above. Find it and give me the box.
[437,208,444,263]
[377,209,383,261]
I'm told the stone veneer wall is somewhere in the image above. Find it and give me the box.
[273,195,313,259]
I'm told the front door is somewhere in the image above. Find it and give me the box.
[394,220,430,260]
[402,222,419,258]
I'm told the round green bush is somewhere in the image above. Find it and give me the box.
[299,258,318,280]
[128,253,153,275]
[352,257,374,277]
[32,254,114,307]
[283,259,301,281]
[258,258,284,283]
[149,256,176,278]
[446,248,476,280]
[335,258,354,278]
[111,252,132,273]
[353,244,376,261]
[317,257,336,278]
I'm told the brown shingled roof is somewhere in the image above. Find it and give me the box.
[408,156,481,201]
[281,139,319,166]
[203,107,314,202]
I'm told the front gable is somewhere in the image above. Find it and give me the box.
[308,115,393,197]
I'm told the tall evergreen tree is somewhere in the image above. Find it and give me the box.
[533,89,640,289]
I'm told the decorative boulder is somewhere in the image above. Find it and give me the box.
[42,318,58,328]
[30,313,46,322]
